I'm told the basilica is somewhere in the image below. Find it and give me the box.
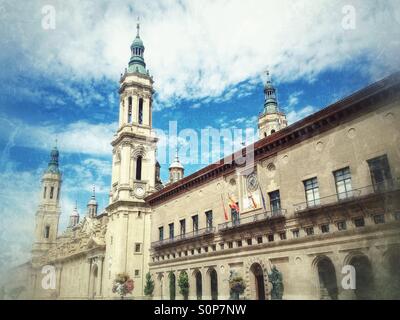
[4,25,400,300]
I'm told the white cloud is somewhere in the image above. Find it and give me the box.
[1,0,399,107]
[0,115,116,156]
[287,105,317,124]
[287,91,304,109]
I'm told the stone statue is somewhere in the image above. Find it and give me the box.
[268,265,284,300]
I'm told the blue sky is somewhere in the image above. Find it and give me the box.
[0,0,399,271]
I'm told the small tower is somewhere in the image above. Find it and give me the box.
[32,145,62,259]
[169,149,184,183]
[69,201,80,228]
[258,71,288,139]
[87,185,98,218]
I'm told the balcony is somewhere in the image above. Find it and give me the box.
[151,227,216,249]
[294,178,400,215]
[218,209,286,232]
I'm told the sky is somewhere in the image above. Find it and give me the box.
[0,0,399,274]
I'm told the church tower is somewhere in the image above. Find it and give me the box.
[32,146,62,259]
[87,185,98,218]
[169,150,184,184]
[68,201,80,228]
[258,71,287,139]
[105,23,157,298]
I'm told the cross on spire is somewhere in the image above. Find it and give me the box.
[136,17,140,37]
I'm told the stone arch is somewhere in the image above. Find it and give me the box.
[344,253,374,299]
[204,267,219,300]
[168,272,176,300]
[131,145,146,160]
[244,257,269,300]
[192,269,202,300]
[156,273,165,300]
[312,255,338,300]
[249,263,266,300]
[382,246,400,299]
[90,264,98,299]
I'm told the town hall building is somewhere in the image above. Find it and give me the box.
[3,25,400,300]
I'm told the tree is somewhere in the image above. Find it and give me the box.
[178,271,189,300]
[229,271,246,300]
[144,272,155,297]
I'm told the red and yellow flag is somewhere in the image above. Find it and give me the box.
[220,195,229,221]
[228,194,240,214]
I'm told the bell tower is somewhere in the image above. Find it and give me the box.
[32,146,62,259]
[258,71,288,139]
[105,22,156,298]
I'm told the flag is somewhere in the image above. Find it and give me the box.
[220,194,229,221]
[228,194,240,214]
[248,192,258,209]
[259,186,267,211]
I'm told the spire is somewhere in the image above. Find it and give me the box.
[69,201,80,228]
[87,184,98,217]
[46,142,60,174]
[128,19,147,75]
[263,70,279,114]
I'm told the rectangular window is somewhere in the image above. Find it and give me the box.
[373,214,385,224]
[192,215,199,233]
[394,212,400,221]
[44,226,50,239]
[169,223,174,239]
[304,178,320,207]
[247,238,252,246]
[257,236,263,244]
[268,234,274,242]
[134,269,140,277]
[220,243,225,250]
[321,224,330,234]
[180,219,186,236]
[368,155,392,192]
[191,249,194,255]
[205,210,213,230]
[134,243,141,253]
[197,248,201,254]
[56,187,60,200]
[138,98,143,125]
[184,251,188,256]
[334,167,353,200]
[292,229,300,238]
[337,221,347,231]
[269,190,281,215]
[204,246,208,253]
[43,187,47,199]
[159,226,164,241]
[228,241,233,249]
[50,186,54,199]
[305,227,314,236]
[279,232,286,240]
[237,240,242,247]
[354,217,365,228]
[212,245,216,251]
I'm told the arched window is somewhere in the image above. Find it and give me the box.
[50,187,54,199]
[43,186,47,199]
[136,156,142,181]
[128,97,132,123]
[138,98,143,125]
[271,130,276,134]
[264,132,267,138]
[44,226,50,239]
